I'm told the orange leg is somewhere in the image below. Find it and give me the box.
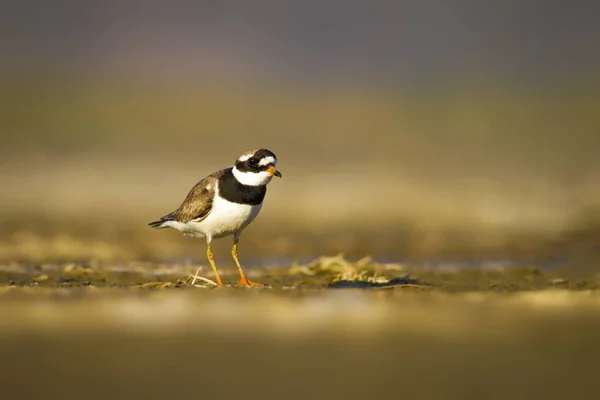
[206,243,224,287]
[232,240,262,287]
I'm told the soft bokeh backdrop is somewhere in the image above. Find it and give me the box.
[2,0,600,264]
[3,4,600,400]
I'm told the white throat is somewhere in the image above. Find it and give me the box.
[232,167,273,186]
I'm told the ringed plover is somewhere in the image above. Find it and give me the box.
[149,148,282,286]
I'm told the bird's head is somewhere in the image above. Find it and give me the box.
[232,148,282,186]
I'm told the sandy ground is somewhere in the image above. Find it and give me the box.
[1,257,600,400]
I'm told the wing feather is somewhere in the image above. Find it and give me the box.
[161,169,226,223]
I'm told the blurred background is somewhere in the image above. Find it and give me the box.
[3,3,600,399]
[1,0,600,265]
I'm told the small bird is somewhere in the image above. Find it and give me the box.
[149,148,282,286]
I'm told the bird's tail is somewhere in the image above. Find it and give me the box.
[149,211,176,229]
[148,220,168,229]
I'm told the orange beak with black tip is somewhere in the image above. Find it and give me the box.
[267,165,282,178]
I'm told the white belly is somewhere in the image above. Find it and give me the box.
[167,196,262,240]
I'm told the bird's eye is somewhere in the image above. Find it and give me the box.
[248,158,258,166]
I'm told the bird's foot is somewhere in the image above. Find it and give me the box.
[236,276,264,287]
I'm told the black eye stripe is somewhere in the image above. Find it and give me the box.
[234,150,277,172]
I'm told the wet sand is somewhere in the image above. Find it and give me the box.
[1,257,599,400]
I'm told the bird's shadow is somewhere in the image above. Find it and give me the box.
[327,275,426,289]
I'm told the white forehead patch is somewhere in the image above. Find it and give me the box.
[258,156,276,166]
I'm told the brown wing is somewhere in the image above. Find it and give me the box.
[165,169,226,223]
